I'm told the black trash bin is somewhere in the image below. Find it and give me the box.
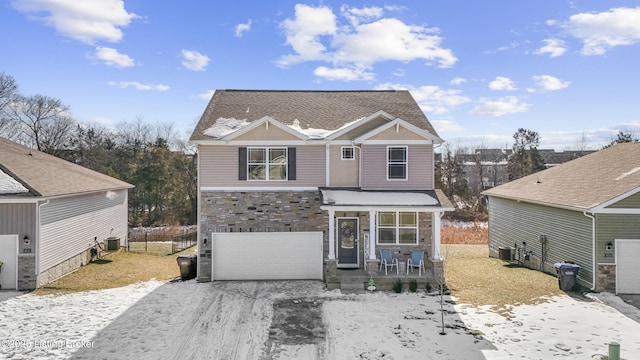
[554,263,580,291]
[177,254,197,280]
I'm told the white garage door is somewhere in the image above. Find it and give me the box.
[211,232,323,280]
[616,239,640,294]
[0,235,18,290]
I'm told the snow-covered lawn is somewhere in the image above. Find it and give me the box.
[1,280,640,359]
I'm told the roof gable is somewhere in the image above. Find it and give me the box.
[221,116,307,141]
[190,90,441,143]
[0,137,133,198]
[354,118,442,144]
[483,143,640,212]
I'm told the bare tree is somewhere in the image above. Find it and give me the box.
[0,72,20,138]
[6,94,74,154]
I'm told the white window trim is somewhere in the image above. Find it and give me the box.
[341,146,355,160]
[387,146,408,181]
[376,211,419,245]
[247,147,288,181]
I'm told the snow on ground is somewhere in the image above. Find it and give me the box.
[1,280,640,359]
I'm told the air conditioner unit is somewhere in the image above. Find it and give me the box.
[498,247,512,261]
[106,237,120,251]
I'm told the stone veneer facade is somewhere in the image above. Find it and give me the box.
[596,264,616,292]
[198,190,441,284]
[198,191,328,281]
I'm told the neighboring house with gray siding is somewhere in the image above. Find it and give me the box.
[483,143,640,294]
[0,137,133,290]
[190,90,453,289]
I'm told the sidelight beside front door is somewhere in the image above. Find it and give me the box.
[337,218,359,268]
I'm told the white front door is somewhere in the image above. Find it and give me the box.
[0,235,18,290]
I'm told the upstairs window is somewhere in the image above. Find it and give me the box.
[341,146,355,160]
[387,146,407,180]
[247,147,287,180]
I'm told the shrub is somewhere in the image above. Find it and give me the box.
[392,279,403,293]
[408,279,418,292]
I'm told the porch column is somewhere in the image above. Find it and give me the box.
[328,210,336,259]
[432,211,442,260]
[369,211,376,259]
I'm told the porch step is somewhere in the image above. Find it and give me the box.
[340,282,365,291]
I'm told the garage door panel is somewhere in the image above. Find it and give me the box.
[616,239,640,294]
[212,232,323,280]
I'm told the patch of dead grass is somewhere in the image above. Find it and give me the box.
[33,247,196,295]
[442,224,488,244]
[443,244,563,318]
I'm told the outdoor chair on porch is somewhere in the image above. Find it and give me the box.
[407,250,426,276]
[379,249,399,275]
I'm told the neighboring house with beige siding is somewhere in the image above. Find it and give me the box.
[483,143,640,294]
[0,137,133,290]
[190,90,453,289]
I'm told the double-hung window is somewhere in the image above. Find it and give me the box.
[387,146,407,180]
[377,211,418,244]
[247,147,287,180]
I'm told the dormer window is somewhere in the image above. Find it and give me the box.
[341,146,355,160]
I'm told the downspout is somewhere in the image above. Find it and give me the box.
[36,199,50,277]
[433,142,442,189]
[583,211,596,291]
[352,143,362,188]
[325,144,331,187]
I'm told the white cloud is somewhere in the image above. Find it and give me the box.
[340,5,383,26]
[563,6,640,55]
[91,46,134,68]
[489,76,516,91]
[430,119,465,132]
[92,116,115,126]
[532,75,570,91]
[108,81,169,91]
[392,68,405,77]
[535,38,567,57]
[12,0,137,44]
[313,66,375,81]
[375,83,470,115]
[278,4,337,66]
[197,90,215,100]
[181,49,210,71]
[450,77,466,86]
[469,96,529,117]
[278,4,457,77]
[235,19,252,37]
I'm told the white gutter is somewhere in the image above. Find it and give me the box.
[325,144,330,187]
[36,199,50,276]
[583,211,597,291]
[352,143,362,188]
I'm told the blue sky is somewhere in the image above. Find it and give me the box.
[2,1,639,151]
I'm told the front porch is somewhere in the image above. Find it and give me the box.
[325,258,444,291]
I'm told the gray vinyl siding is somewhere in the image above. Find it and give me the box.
[39,190,128,272]
[0,203,37,253]
[596,214,640,263]
[606,191,640,208]
[199,145,326,188]
[487,196,594,288]
[329,145,359,187]
[361,144,433,190]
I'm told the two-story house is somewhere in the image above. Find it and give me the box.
[189,90,453,289]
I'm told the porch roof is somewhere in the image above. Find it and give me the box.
[320,189,454,212]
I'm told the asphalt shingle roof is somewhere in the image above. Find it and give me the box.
[483,143,640,210]
[190,90,440,141]
[0,137,133,197]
